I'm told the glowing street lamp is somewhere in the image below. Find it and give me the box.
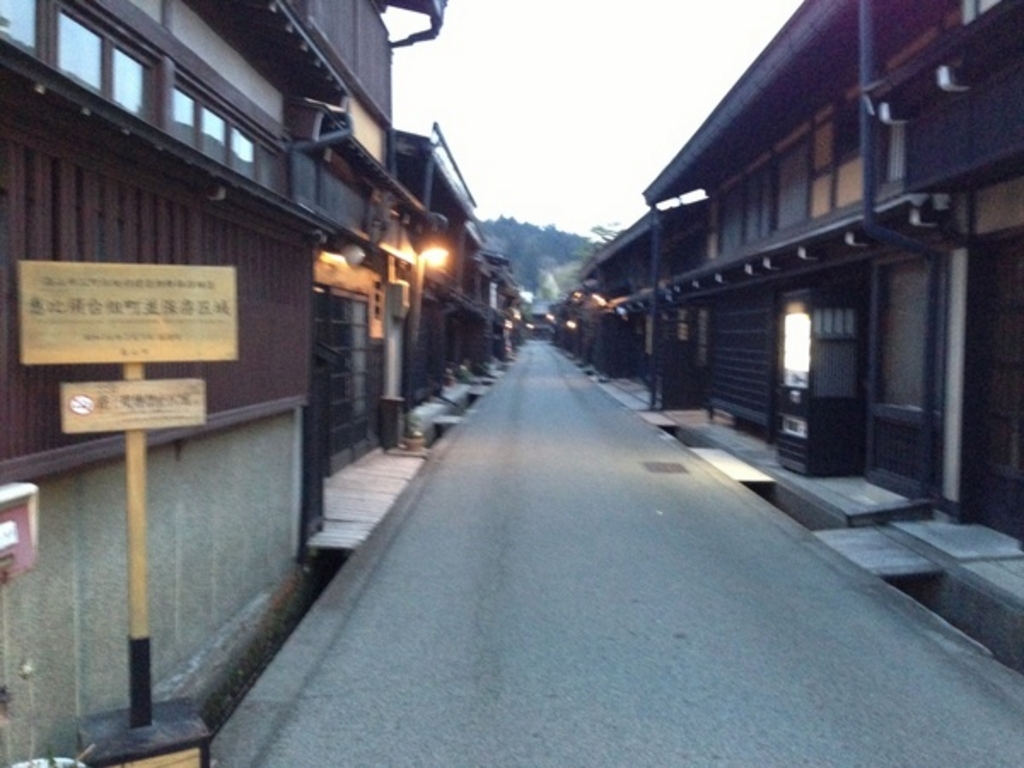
[420,245,448,268]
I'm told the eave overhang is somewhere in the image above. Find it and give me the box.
[293,101,429,228]
[644,0,857,206]
[387,0,448,48]
[181,0,349,103]
[394,126,478,222]
[663,195,956,301]
[580,215,651,279]
[0,43,335,234]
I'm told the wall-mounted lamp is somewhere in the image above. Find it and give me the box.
[878,102,906,126]
[937,65,969,93]
[797,246,818,260]
[844,232,869,248]
[340,243,366,267]
[319,242,367,269]
[909,208,938,228]
[762,257,779,271]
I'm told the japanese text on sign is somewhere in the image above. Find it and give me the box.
[61,379,207,434]
[19,262,238,364]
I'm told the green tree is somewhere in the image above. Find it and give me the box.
[481,217,592,294]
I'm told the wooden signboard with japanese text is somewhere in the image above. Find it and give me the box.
[15,260,233,736]
[61,379,206,434]
[18,261,238,365]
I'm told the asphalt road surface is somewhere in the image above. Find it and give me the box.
[218,341,1024,767]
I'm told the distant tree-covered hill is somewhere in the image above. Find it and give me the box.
[481,216,598,298]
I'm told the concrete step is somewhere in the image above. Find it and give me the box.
[432,414,464,437]
[815,528,943,578]
[690,447,774,487]
[638,412,677,434]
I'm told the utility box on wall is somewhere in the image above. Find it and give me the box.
[0,483,39,581]
[388,280,410,320]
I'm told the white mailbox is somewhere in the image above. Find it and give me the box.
[0,484,39,581]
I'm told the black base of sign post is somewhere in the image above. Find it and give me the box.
[128,637,152,729]
[79,699,210,768]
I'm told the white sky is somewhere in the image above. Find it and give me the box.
[388,1,804,237]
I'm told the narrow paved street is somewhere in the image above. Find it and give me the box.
[215,342,1024,767]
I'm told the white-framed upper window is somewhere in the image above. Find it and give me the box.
[172,83,271,186]
[0,0,36,48]
[172,88,196,145]
[231,129,255,178]
[56,12,150,118]
[113,48,145,115]
[964,0,1002,23]
[58,12,102,91]
[201,107,226,161]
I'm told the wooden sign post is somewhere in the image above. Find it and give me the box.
[124,362,152,727]
[19,261,237,763]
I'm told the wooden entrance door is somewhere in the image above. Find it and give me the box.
[971,243,1024,538]
[314,285,372,473]
[866,257,937,497]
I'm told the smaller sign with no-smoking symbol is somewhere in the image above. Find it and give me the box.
[68,394,96,416]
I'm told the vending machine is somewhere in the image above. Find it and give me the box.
[776,289,865,476]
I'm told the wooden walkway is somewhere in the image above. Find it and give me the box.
[307,450,426,551]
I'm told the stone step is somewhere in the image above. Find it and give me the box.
[815,528,943,578]
[690,447,774,486]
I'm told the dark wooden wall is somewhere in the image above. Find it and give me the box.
[1,131,312,481]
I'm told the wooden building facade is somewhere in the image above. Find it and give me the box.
[393,125,519,402]
[576,0,1024,539]
[0,0,445,759]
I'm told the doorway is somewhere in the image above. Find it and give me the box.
[971,242,1024,538]
[867,257,937,496]
[313,285,373,474]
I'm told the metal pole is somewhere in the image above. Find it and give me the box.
[648,207,662,410]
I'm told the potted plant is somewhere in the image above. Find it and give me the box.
[10,662,89,768]
[403,413,425,452]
